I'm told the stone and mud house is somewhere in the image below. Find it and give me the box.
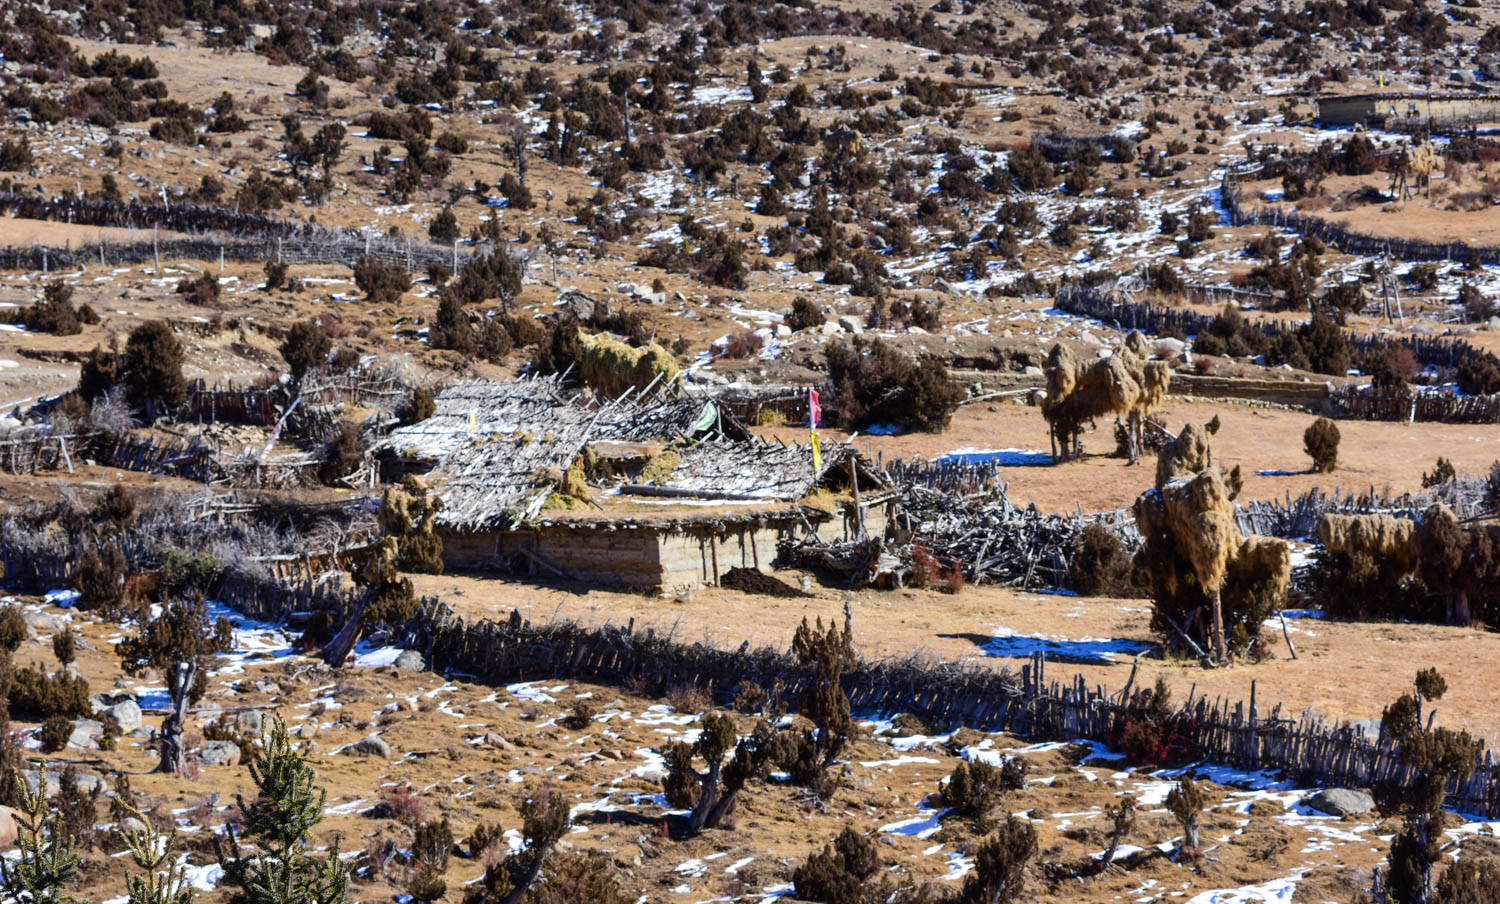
[1316,92,1500,130]
[376,377,887,590]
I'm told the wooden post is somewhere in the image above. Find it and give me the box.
[850,457,864,540]
[452,239,458,273]
[749,528,759,570]
[153,225,160,270]
[99,243,104,267]
[219,245,224,274]
[1211,588,1227,666]
[709,534,720,586]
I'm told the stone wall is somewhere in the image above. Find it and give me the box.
[440,518,841,590]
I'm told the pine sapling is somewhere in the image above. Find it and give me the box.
[117,800,192,904]
[1166,776,1205,858]
[0,771,79,904]
[216,716,351,904]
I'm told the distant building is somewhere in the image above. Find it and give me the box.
[1317,92,1500,130]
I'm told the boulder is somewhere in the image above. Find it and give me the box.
[199,740,241,768]
[393,650,427,672]
[297,720,319,740]
[22,769,102,798]
[1304,788,1374,818]
[67,719,103,751]
[22,611,68,634]
[100,700,143,733]
[347,735,391,758]
[1155,337,1187,359]
[837,315,864,335]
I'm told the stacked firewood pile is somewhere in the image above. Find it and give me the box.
[779,482,1132,591]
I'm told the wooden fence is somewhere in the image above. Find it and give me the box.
[385,600,1500,817]
[1221,170,1500,266]
[0,192,507,276]
[179,372,411,426]
[1328,384,1500,423]
[1054,284,1486,373]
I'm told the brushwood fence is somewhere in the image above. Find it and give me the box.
[1221,170,1500,266]
[386,600,1500,817]
[1055,284,1486,373]
[0,192,506,275]
[1328,384,1500,423]
[1234,481,1488,540]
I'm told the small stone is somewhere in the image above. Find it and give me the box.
[297,720,319,740]
[199,740,241,768]
[347,735,391,758]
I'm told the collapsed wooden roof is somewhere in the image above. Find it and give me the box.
[378,374,568,464]
[420,380,883,532]
[378,376,751,469]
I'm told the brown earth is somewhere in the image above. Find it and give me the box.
[412,568,1500,743]
[5,589,1410,904]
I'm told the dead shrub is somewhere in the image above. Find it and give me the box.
[666,683,711,714]
[383,784,425,828]
[561,700,597,730]
[721,329,764,359]
[1067,523,1138,597]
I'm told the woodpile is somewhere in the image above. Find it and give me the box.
[779,483,1118,591]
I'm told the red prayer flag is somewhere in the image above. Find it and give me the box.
[809,388,821,429]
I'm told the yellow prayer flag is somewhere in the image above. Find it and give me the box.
[811,431,822,472]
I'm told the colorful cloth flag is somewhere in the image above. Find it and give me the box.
[811,430,822,472]
[809,388,821,430]
[468,407,476,436]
